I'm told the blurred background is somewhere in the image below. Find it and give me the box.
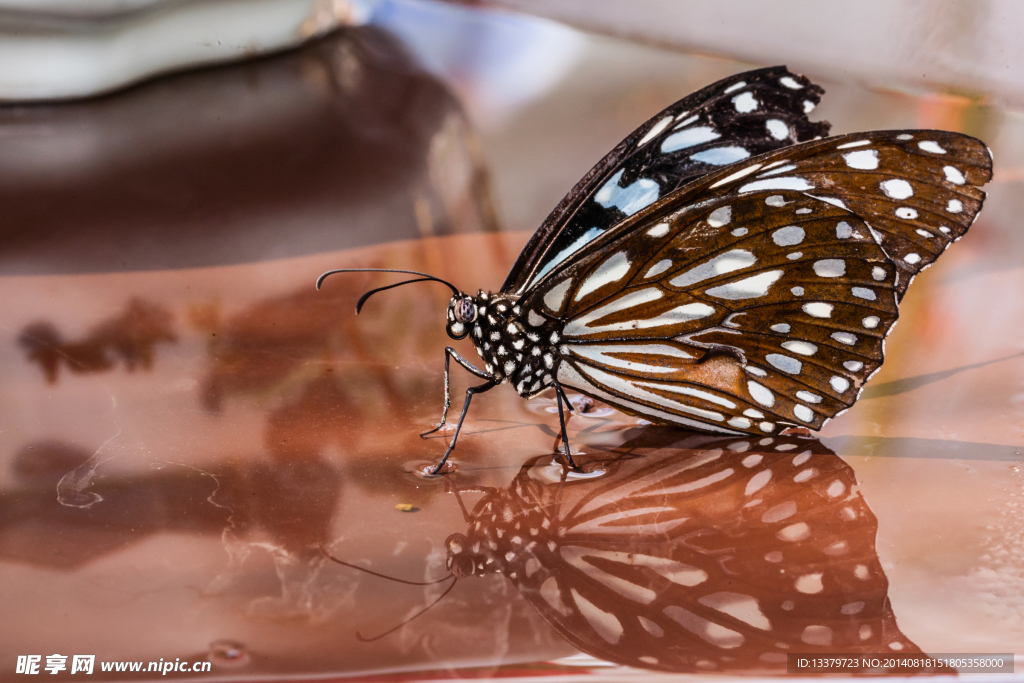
[1,0,1023,679]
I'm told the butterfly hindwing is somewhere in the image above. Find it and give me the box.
[523,130,991,434]
[503,66,830,296]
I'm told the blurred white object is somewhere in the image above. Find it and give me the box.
[373,0,582,128]
[0,0,376,101]
[489,0,1024,108]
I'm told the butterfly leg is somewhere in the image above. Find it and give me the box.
[553,382,581,472]
[421,347,492,438]
[430,377,499,475]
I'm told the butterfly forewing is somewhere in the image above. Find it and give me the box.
[503,66,831,296]
[482,435,932,673]
[523,130,991,434]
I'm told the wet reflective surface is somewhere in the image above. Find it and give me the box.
[3,1,1024,679]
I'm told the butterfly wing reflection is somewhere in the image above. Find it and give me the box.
[448,432,944,674]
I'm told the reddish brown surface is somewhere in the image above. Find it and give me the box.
[2,4,1023,680]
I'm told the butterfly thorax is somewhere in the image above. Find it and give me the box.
[465,291,562,398]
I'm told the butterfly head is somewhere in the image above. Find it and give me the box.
[444,532,489,578]
[445,295,478,340]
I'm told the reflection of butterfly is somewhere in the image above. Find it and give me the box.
[318,66,992,473]
[445,432,942,674]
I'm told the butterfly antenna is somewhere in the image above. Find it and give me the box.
[355,576,458,642]
[319,547,453,585]
[316,268,460,313]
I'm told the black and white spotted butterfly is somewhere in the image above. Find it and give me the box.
[318,66,992,474]
[441,433,943,674]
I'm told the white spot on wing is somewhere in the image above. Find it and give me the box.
[944,166,965,184]
[707,205,732,227]
[766,354,801,374]
[693,146,750,165]
[638,116,673,147]
[739,177,814,193]
[595,169,659,216]
[832,331,857,345]
[543,279,571,312]
[732,92,758,113]
[766,119,788,140]
[661,126,720,153]
[647,222,670,237]
[779,76,802,89]
[565,288,715,336]
[947,199,963,213]
[575,252,631,300]
[880,179,913,199]
[796,390,822,404]
[851,287,876,300]
[705,270,783,300]
[567,343,695,375]
[918,140,946,154]
[772,225,805,246]
[794,405,814,421]
[802,302,833,318]
[670,249,756,287]
[710,164,763,188]
[748,381,775,407]
[814,259,845,277]
[844,149,878,170]
[782,340,817,356]
[645,259,672,278]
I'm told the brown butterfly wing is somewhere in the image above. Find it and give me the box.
[517,131,990,434]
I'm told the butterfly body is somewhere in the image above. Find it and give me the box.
[323,66,991,472]
[449,291,561,398]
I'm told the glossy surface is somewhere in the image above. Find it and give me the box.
[2,1,1024,679]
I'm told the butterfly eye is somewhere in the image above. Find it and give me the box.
[453,298,477,324]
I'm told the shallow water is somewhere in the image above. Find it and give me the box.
[1,2,1023,680]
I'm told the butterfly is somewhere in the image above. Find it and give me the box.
[317,66,992,474]
[440,431,947,674]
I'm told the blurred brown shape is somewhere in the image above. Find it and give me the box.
[18,298,176,383]
[0,26,496,276]
[444,431,948,675]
